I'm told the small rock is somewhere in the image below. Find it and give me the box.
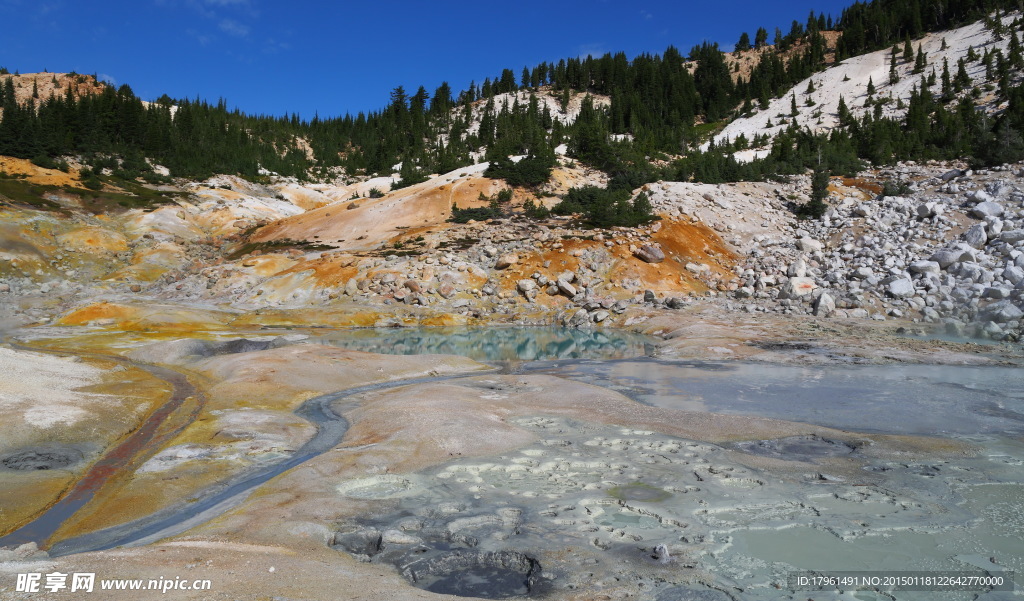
[381,529,422,545]
[915,202,936,219]
[557,280,577,297]
[1000,229,1024,244]
[1003,266,1024,285]
[787,258,808,278]
[592,310,610,323]
[494,254,518,270]
[517,279,537,294]
[930,248,970,269]
[813,292,836,317]
[438,283,457,299]
[887,278,916,298]
[797,237,823,253]
[779,277,817,299]
[665,297,687,309]
[963,224,989,249]
[940,169,963,182]
[908,260,941,275]
[852,266,874,280]
[981,301,1024,323]
[970,202,1003,218]
[634,245,665,264]
[564,309,590,328]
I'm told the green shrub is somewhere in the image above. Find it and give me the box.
[554,186,657,227]
[484,153,555,187]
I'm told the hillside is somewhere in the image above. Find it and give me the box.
[0,71,107,108]
[712,15,1018,157]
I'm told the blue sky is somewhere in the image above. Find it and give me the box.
[1,0,854,119]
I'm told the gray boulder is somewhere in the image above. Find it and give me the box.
[1003,265,1024,285]
[887,278,917,298]
[909,260,941,275]
[940,169,963,182]
[813,292,836,317]
[930,248,971,269]
[517,279,537,293]
[963,224,989,249]
[981,301,1024,323]
[797,237,823,252]
[1000,229,1024,244]
[779,277,816,299]
[970,202,1003,218]
[634,245,665,264]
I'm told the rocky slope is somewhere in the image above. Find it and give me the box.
[711,14,1019,159]
[2,150,1024,341]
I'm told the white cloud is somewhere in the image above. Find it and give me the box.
[263,38,290,54]
[577,43,608,59]
[186,28,213,46]
[219,18,249,37]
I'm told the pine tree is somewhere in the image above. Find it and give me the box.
[890,51,900,85]
[954,58,971,91]
[791,93,799,116]
[735,32,751,53]
[837,95,852,124]
[903,37,914,61]
[797,165,830,218]
[1010,30,1023,68]
[754,27,769,49]
[866,77,876,96]
[941,59,953,101]
[914,45,927,74]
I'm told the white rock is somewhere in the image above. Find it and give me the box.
[517,279,537,293]
[1003,265,1024,285]
[1000,229,1024,244]
[494,254,518,269]
[779,277,817,299]
[981,301,1024,323]
[930,248,970,269]
[909,261,940,275]
[557,280,577,297]
[970,202,1003,218]
[787,258,808,278]
[963,224,988,249]
[797,237,823,252]
[813,292,836,317]
[887,278,916,298]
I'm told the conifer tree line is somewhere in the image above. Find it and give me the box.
[0,0,1022,189]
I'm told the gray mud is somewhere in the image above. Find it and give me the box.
[0,446,84,471]
[332,415,1024,600]
[308,326,656,361]
[535,359,1024,435]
